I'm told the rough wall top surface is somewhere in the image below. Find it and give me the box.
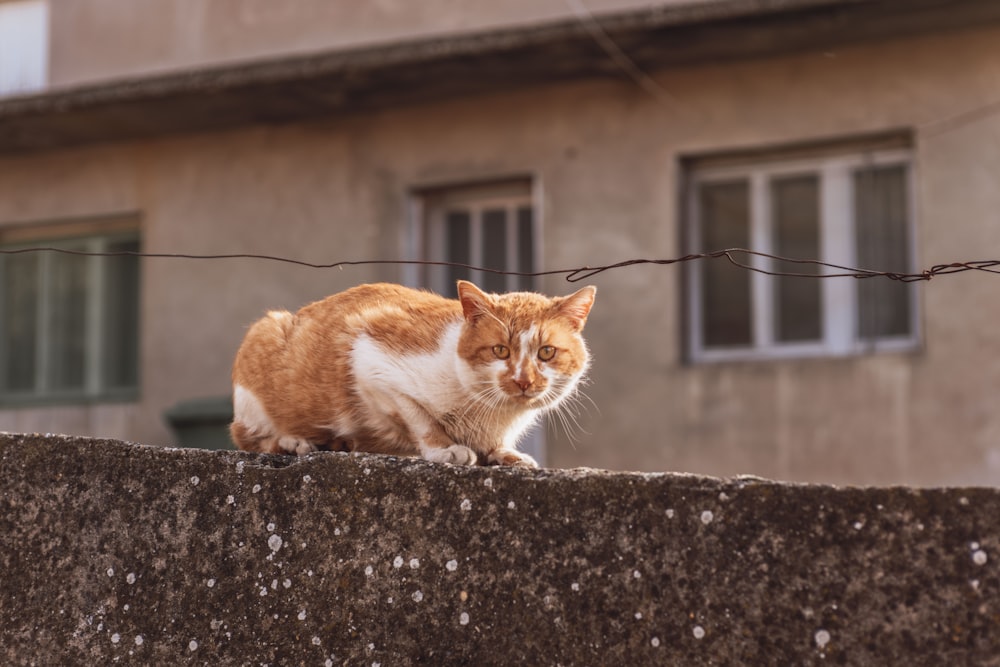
[1,433,998,665]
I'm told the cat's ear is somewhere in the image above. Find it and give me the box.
[555,285,597,331]
[457,280,492,324]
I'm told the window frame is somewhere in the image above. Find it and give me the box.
[685,147,920,364]
[412,178,539,297]
[0,230,141,405]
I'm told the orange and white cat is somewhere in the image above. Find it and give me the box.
[230,280,596,467]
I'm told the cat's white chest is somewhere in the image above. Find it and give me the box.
[350,322,470,422]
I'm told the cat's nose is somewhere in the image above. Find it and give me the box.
[514,378,532,392]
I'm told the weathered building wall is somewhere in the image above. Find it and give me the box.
[2,22,1000,484]
[1,433,998,665]
[47,0,660,88]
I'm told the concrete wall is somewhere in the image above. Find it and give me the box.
[47,0,664,88]
[2,23,1000,485]
[2,433,999,665]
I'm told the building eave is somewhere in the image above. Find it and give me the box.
[1,0,998,154]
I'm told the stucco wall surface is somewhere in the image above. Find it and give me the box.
[1,433,998,665]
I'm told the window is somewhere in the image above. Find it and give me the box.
[0,230,140,403]
[685,141,917,362]
[415,179,536,298]
[0,0,48,96]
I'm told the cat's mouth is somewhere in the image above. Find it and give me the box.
[506,386,545,404]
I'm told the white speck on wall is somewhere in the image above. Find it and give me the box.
[693,625,706,639]
[409,558,420,569]
[298,610,306,621]
[303,475,312,483]
[507,501,516,509]
[718,492,729,501]
[635,612,642,620]
[111,633,120,644]
[126,573,136,585]
[236,461,245,473]
[960,496,970,506]
[651,637,660,647]
[973,549,988,565]
[446,560,458,572]
[571,583,580,592]
[271,579,278,590]
[633,570,641,579]
[190,476,199,486]
[459,612,470,626]
[312,636,321,646]
[412,590,424,602]
[700,510,714,525]
[226,495,235,505]
[815,629,831,648]
[334,527,341,536]
[268,535,283,552]
[210,620,223,630]
[364,565,374,576]
[666,509,675,519]
[123,604,129,611]
[853,521,864,530]
[252,484,261,494]
[483,478,493,488]
[364,467,371,475]
[259,587,267,596]
[267,523,275,532]
[393,556,404,568]
[283,578,292,588]
[460,499,472,511]
[326,660,333,667]
[134,635,144,646]
[106,568,115,578]
[206,579,215,588]
[971,541,980,550]
[188,640,198,651]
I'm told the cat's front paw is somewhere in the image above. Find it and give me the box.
[277,436,317,456]
[487,448,538,468]
[421,444,478,466]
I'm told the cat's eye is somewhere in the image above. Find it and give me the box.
[538,346,556,362]
[492,344,510,360]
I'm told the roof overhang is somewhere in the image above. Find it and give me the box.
[1,0,998,154]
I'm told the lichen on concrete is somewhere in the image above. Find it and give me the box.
[1,433,998,665]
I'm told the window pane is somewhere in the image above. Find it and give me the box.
[481,208,507,294]
[2,253,39,392]
[102,240,140,390]
[772,174,822,342]
[445,210,471,298]
[517,206,534,292]
[699,180,752,347]
[854,165,911,339]
[0,0,48,95]
[46,249,89,392]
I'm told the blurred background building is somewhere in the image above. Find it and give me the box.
[1,0,999,485]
